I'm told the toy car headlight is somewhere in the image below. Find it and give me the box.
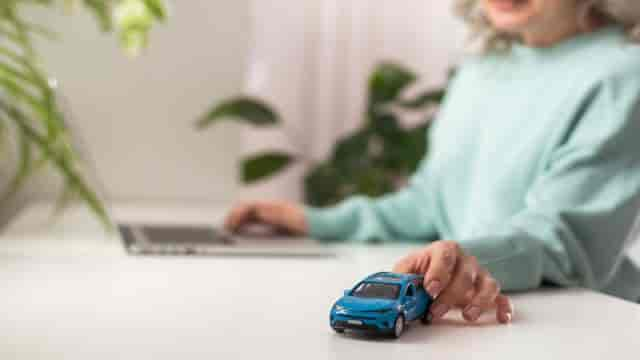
[334,305,346,312]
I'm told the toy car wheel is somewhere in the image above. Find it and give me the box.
[393,315,405,338]
[421,311,432,325]
[333,327,345,334]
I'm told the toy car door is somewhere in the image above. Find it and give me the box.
[414,280,430,316]
[403,283,419,320]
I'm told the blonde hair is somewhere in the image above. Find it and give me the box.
[454,0,640,51]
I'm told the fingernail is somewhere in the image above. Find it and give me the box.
[501,312,513,324]
[426,280,443,298]
[498,313,513,324]
[431,304,450,318]
[464,306,481,321]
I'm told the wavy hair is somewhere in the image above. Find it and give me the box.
[454,0,640,51]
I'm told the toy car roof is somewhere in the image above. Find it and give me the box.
[364,272,423,284]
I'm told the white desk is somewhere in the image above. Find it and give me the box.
[1,204,639,360]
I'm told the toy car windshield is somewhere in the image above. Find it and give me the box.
[351,282,400,300]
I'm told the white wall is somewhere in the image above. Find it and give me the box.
[4,1,468,222]
[243,1,467,201]
[24,0,251,206]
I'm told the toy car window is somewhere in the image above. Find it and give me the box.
[406,284,415,297]
[352,282,401,300]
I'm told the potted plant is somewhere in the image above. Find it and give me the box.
[197,62,452,206]
[0,0,166,228]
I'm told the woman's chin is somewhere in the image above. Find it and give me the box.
[485,12,536,34]
[483,0,536,33]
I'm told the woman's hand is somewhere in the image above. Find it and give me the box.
[393,240,514,324]
[224,201,309,235]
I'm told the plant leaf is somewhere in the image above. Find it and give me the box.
[114,0,167,56]
[0,100,112,230]
[331,130,371,172]
[372,113,404,141]
[353,167,394,198]
[403,123,430,173]
[0,60,39,88]
[399,88,446,109]
[0,119,33,201]
[143,0,167,21]
[197,97,280,129]
[242,152,294,184]
[303,163,344,207]
[377,121,429,174]
[0,77,49,121]
[368,62,417,106]
[83,0,114,32]
[0,0,164,231]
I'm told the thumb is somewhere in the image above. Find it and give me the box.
[393,251,430,274]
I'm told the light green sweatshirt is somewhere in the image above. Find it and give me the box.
[306,27,640,302]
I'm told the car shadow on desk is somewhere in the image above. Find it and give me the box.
[399,313,521,344]
[333,331,398,343]
[333,313,518,344]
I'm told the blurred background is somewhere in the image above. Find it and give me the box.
[1,0,249,223]
[0,0,465,223]
[2,4,639,357]
[1,0,638,261]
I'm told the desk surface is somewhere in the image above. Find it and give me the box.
[1,204,639,360]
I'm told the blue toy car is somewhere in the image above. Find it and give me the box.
[330,272,433,338]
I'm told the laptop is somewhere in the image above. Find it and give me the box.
[69,115,331,258]
[114,206,333,257]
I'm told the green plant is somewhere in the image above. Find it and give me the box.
[0,0,166,228]
[198,62,451,207]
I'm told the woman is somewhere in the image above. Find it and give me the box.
[225,0,640,324]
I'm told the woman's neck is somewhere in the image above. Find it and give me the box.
[521,21,587,48]
[520,18,604,47]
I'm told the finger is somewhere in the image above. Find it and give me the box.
[495,294,514,324]
[225,204,255,231]
[430,256,478,319]
[254,203,287,227]
[463,272,500,322]
[392,255,415,274]
[423,241,460,299]
[393,250,430,275]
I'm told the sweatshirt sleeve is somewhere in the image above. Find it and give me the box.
[459,76,640,296]
[302,67,474,244]
[305,159,440,243]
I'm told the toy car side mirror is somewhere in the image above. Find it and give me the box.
[344,289,351,296]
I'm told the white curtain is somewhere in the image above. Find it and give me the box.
[239,0,467,202]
